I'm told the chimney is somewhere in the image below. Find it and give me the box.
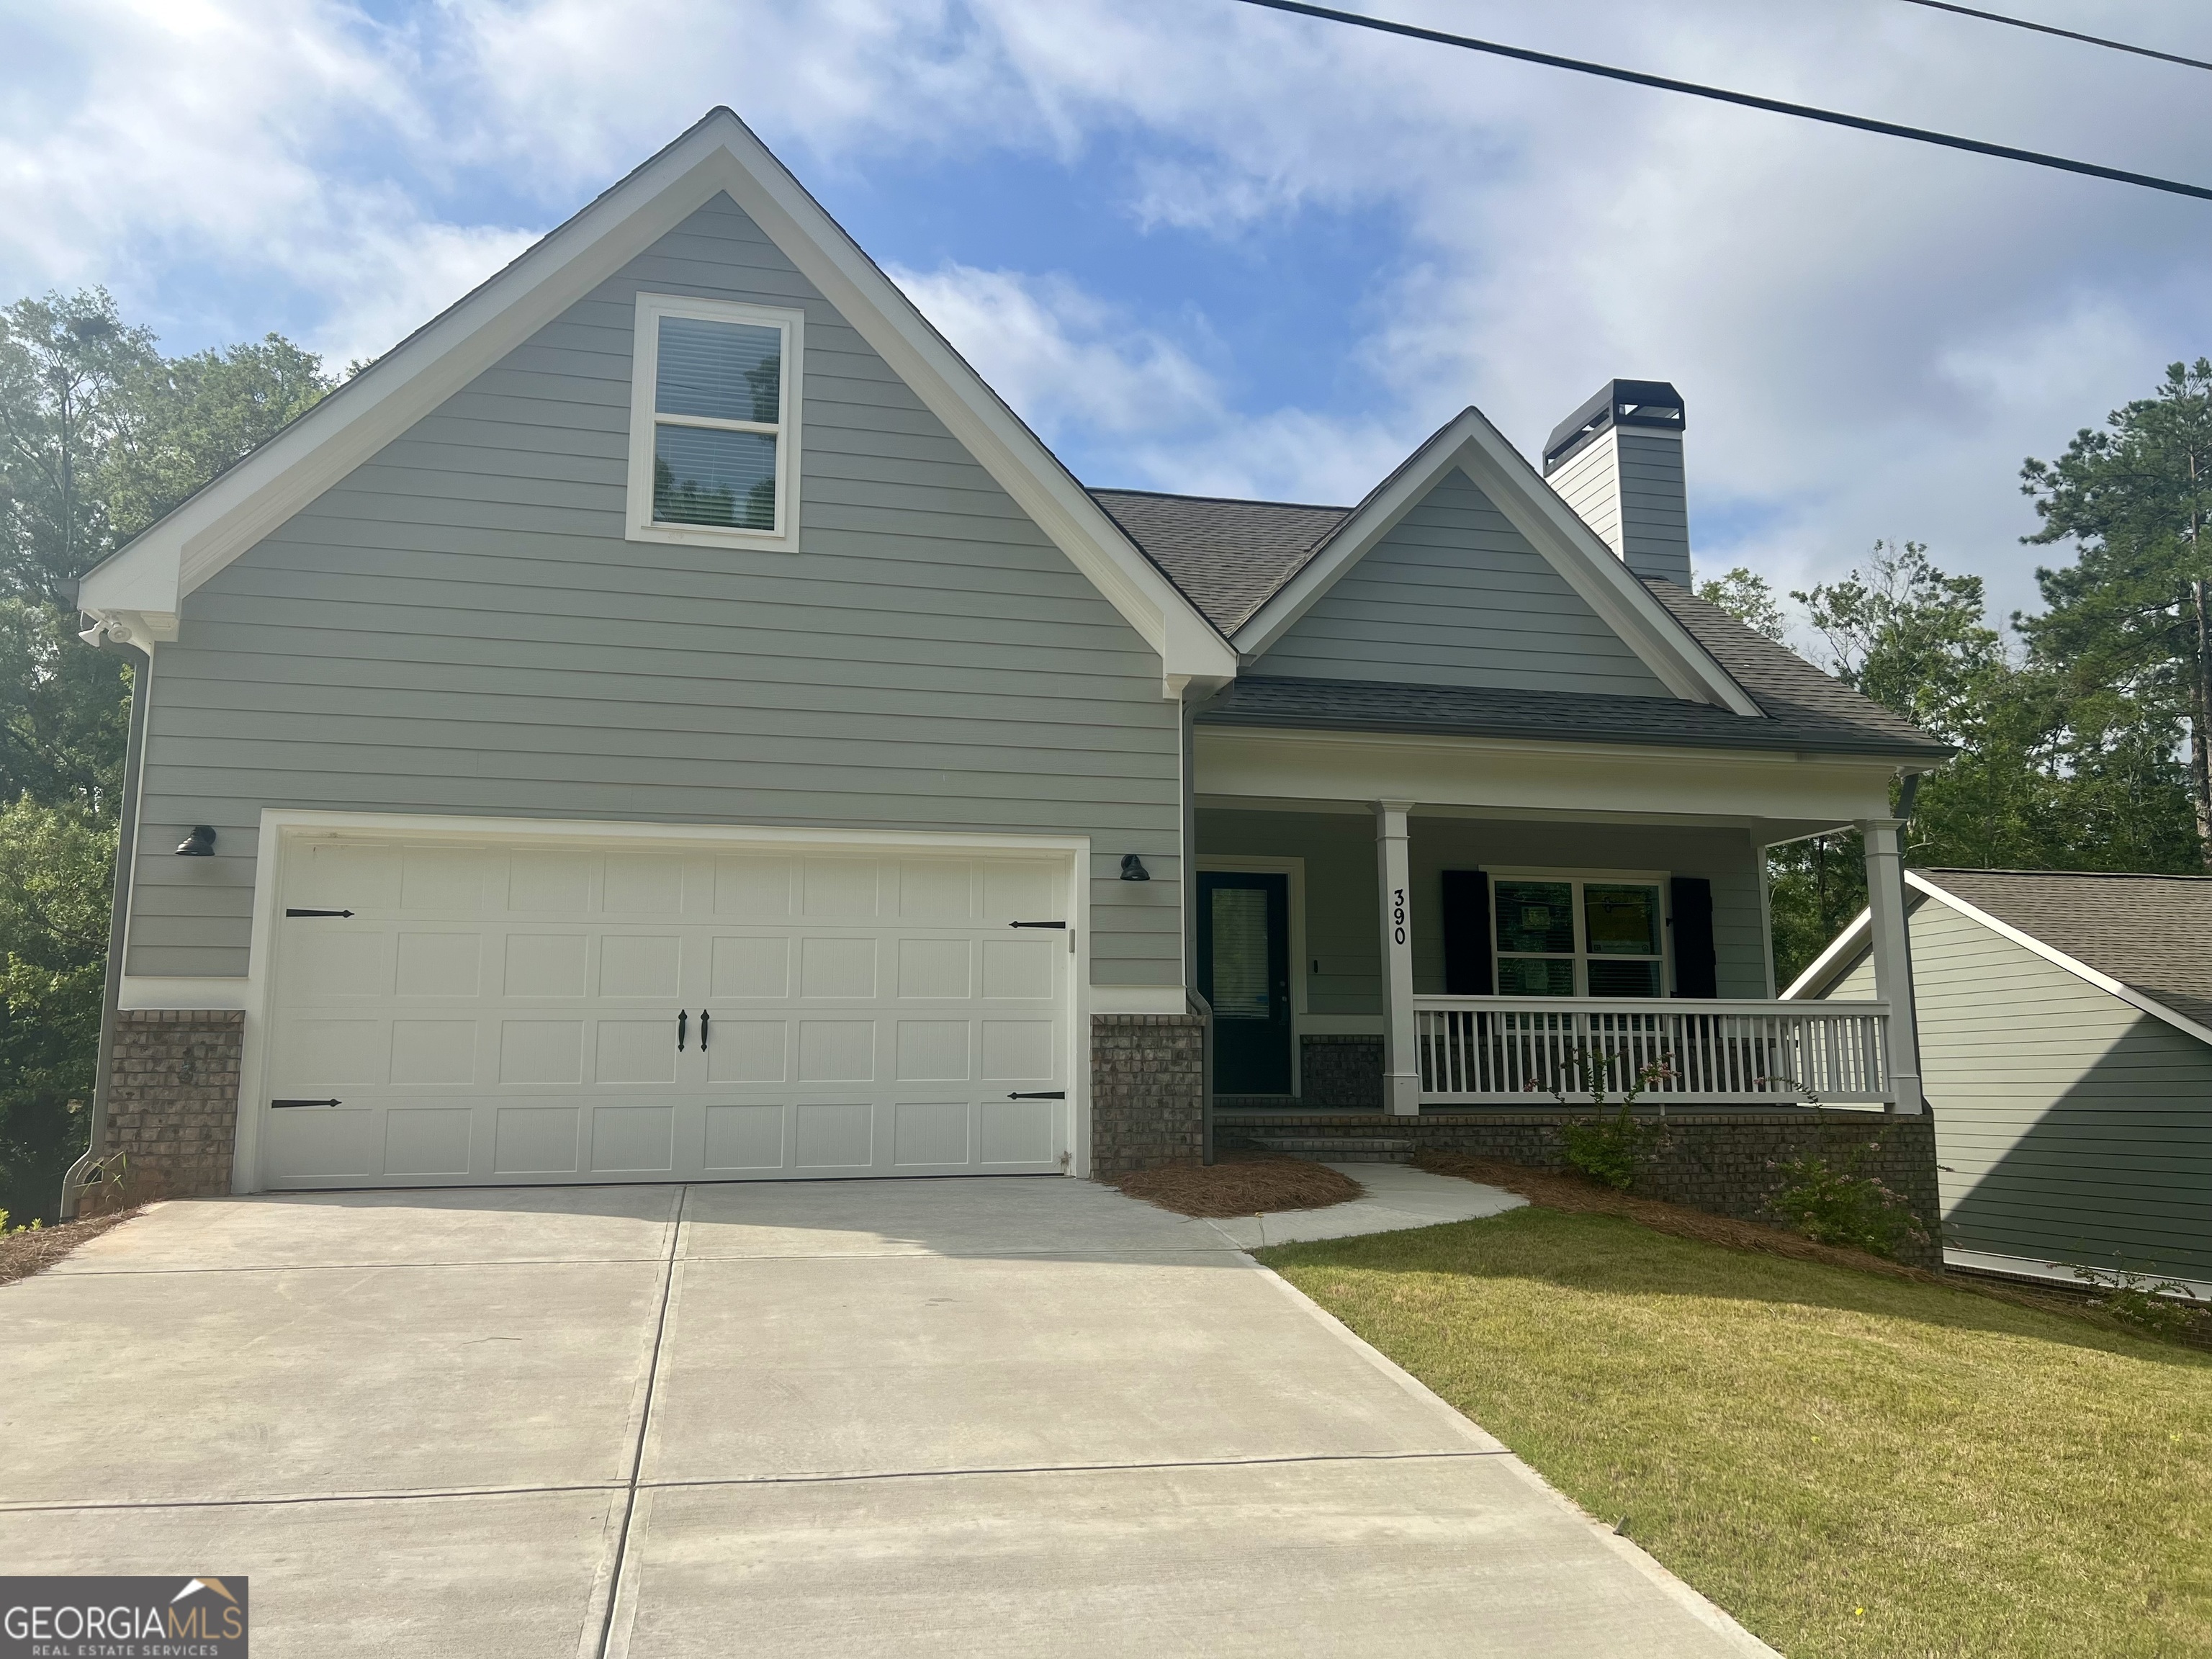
[1542,379,1691,588]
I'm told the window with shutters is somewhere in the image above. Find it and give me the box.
[1491,872,1669,997]
[626,293,804,549]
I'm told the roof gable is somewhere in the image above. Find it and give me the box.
[78,109,1235,692]
[1225,408,1759,712]
[1789,868,2212,1046]
[1247,464,1671,696]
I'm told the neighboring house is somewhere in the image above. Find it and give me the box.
[66,109,1947,1209]
[1792,869,2212,1292]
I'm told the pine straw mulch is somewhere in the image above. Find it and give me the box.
[1412,1149,2193,1335]
[1114,1154,1364,1218]
[0,1208,142,1287]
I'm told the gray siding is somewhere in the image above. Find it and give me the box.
[1251,467,1671,695]
[1830,900,2212,1279]
[1196,809,1767,1016]
[129,194,1184,984]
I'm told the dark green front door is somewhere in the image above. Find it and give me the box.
[1198,871,1292,1095]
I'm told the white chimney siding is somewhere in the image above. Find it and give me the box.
[1542,381,1694,589]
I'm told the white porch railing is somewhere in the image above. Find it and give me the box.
[1414,997,1893,1105]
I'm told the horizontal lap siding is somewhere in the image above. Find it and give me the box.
[131,195,1182,983]
[1832,904,2212,1277]
[1251,468,1670,697]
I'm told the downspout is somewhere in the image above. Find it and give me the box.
[58,626,152,1219]
[1182,689,1215,1166]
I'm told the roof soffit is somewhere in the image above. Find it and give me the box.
[78,109,1234,689]
[1228,408,1759,715]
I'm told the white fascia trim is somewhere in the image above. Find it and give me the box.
[1229,408,1758,716]
[77,109,1235,693]
[120,976,251,1011]
[1781,909,1874,1001]
[1090,986,1189,1015]
[1899,871,2212,1049]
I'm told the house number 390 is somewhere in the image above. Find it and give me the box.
[1391,887,1407,945]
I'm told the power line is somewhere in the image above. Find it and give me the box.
[1228,0,2212,203]
[1897,1,2212,76]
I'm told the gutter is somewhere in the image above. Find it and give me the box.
[58,628,151,1219]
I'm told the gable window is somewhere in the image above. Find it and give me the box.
[1493,875,1668,997]
[627,294,803,549]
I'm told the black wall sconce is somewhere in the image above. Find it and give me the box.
[176,825,217,857]
[1119,853,1151,881]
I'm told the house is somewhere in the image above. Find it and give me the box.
[1791,868,2212,1292]
[64,109,1948,1214]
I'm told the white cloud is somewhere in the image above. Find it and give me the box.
[889,262,1218,441]
[4,0,2210,613]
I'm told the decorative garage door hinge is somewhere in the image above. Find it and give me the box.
[1007,1091,1065,1100]
[271,1098,343,1109]
[284,908,355,918]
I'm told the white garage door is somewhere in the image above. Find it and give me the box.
[258,833,1073,1189]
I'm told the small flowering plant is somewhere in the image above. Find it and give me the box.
[1766,1141,1928,1259]
[1532,1046,1675,1192]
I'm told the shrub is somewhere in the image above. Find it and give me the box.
[1766,1145,1928,1259]
[2071,1260,2207,1342]
[1540,1048,1673,1192]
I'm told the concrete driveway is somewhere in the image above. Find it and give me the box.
[2,1179,1771,1657]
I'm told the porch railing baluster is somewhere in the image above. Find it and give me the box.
[1411,996,1892,1106]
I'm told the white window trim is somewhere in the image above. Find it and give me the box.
[1488,867,1673,998]
[626,292,804,552]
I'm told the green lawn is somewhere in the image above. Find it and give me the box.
[1259,1206,2211,1659]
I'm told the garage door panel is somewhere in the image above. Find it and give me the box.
[289,928,394,999]
[264,837,1071,1189]
[703,1103,786,1172]
[494,1105,582,1174]
[892,1100,970,1167]
[396,932,482,997]
[384,1106,472,1177]
[711,935,790,998]
[706,1020,788,1084]
[505,934,588,998]
[269,1107,380,1180]
[981,1099,1055,1165]
[793,1102,873,1169]
[591,1104,676,1174]
[599,933,683,999]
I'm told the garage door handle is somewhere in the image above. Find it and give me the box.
[699,1010,709,1051]
[677,1010,688,1051]
[1007,1091,1065,1100]
[272,1098,343,1109]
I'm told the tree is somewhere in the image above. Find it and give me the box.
[0,289,333,1221]
[2021,359,2212,869]
[0,798,112,1226]
[1696,567,1790,642]
[0,290,161,605]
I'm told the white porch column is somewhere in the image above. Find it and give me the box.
[1375,800,1420,1117]
[1860,818,1925,1115]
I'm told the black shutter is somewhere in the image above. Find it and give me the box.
[1442,870,1493,994]
[1671,877,1717,997]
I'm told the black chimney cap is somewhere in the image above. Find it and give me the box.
[1543,379,1685,471]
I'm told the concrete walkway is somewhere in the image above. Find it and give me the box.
[1202,1160,1527,1249]
[1,1179,1773,1658]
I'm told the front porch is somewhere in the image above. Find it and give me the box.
[1191,729,1924,1119]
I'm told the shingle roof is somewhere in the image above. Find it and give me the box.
[1089,486,1946,760]
[1916,868,2212,1032]
[1089,489,1347,634]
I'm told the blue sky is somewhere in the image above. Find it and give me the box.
[6,0,2212,634]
